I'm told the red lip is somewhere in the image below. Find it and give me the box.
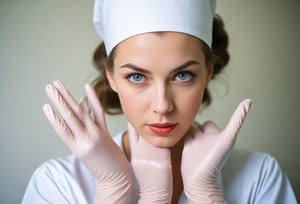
[148,123,177,135]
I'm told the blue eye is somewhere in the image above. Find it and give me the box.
[175,71,194,82]
[128,73,145,83]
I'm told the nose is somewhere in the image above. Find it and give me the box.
[151,83,174,115]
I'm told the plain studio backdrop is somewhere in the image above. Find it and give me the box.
[0,1,299,203]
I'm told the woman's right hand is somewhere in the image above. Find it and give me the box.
[43,80,131,204]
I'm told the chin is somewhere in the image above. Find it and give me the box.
[147,136,181,148]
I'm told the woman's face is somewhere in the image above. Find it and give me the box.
[106,32,213,148]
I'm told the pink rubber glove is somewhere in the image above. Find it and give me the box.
[43,80,132,204]
[128,123,172,204]
[181,99,252,204]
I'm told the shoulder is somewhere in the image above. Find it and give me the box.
[223,149,276,176]
[32,130,125,183]
[36,155,84,172]
[22,155,95,204]
[222,150,279,191]
[32,155,91,180]
[22,132,126,204]
[221,150,272,193]
[40,155,94,181]
[222,150,297,204]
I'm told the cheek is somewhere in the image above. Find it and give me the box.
[117,90,147,121]
[118,92,136,113]
[175,85,205,121]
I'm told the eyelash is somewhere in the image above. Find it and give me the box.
[125,72,145,84]
[125,71,196,84]
[174,71,196,82]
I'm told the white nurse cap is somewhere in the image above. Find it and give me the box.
[93,0,216,56]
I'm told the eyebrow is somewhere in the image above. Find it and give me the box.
[120,60,200,74]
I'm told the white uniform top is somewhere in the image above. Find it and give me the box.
[22,131,297,204]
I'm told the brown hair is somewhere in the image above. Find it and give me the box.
[92,14,229,115]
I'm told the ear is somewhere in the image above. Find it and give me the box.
[205,63,214,87]
[102,58,118,93]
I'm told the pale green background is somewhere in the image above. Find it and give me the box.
[0,0,299,203]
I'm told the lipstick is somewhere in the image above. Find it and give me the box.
[148,123,177,135]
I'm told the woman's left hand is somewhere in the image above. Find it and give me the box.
[128,123,173,204]
[181,99,252,204]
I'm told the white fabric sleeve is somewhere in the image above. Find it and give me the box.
[22,156,96,204]
[222,150,297,204]
[251,154,297,204]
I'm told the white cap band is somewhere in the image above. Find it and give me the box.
[94,0,216,56]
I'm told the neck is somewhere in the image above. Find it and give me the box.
[170,138,184,204]
[122,132,184,203]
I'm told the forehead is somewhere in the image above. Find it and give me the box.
[113,32,206,61]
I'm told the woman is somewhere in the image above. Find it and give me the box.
[23,0,297,203]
